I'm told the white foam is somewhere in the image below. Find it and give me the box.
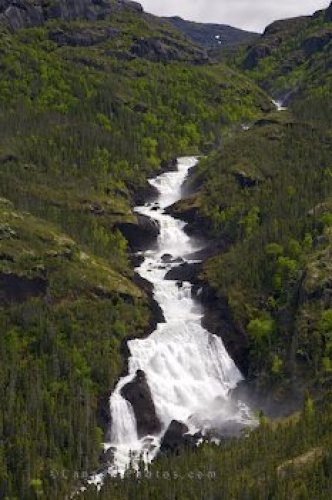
[100,156,252,477]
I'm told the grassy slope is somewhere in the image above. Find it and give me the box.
[0,5,273,498]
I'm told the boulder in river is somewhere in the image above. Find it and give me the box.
[164,262,202,282]
[121,370,162,438]
[160,420,200,455]
[115,214,160,251]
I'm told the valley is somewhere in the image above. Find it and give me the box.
[0,1,331,498]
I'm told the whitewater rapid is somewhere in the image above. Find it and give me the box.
[100,157,252,477]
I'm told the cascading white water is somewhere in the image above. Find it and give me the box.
[272,99,287,111]
[100,157,252,479]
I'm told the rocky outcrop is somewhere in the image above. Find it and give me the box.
[49,26,120,47]
[243,44,273,70]
[121,369,161,438]
[159,420,200,455]
[130,36,208,63]
[160,157,178,173]
[195,284,250,376]
[131,182,159,206]
[233,170,260,188]
[325,2,332,22]
[0,0,143,32]
[242,16,310,70]
[96,392,112,441]
[115,214,160,252]
[302,30,332,56]
[0,273,47,304]
[164,262,201,283]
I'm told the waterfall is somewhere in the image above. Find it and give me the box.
[101,157,252,478]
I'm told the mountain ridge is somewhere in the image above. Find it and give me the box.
[164,15,258,50]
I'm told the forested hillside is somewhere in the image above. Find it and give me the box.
[93,3,332,497]
[90,393,332,499]
[242,1,332,102]
[1,0,332,498]
[0,1,273,497]
[171,1,332,393]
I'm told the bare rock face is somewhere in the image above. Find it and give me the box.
[302,31,332,56]
[0,273,47,304]
[198,285,250,376]
[121,369,161,438]
[325,2,332,22]
[115,214,160,252]
[0,0,143,32]
[49,26,120,47]
[164,262,201,283]
[130,36,208,64]
[159,420,200,455]
[0,1,44,31]
[243,44,273,70]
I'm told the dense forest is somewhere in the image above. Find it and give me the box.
[0,0,331,498]
[0,1,271,497]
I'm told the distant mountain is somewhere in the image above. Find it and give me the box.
[164,16,259,50]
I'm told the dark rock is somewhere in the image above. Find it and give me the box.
[243,44,272,70]
[121,369,161,438]
[0,3,44,32]
[325,2,332,22]
[49,26,120,47]
[0,153,19,163]
[198,284,249,376]
[130,37,175,62]
[0,253,14,262]
[233,170,259,188]
[160,420,200,456]
[115,214,160,251]
[133,272,165,324]
[165,262,201,283]
[242,16,310,70]
[0,273,47,304]
[160,158,178,172]
[132,183,159,206]
[302,31,332,56]
[88,202,105,215]
[100,446,115,465]
[97,392,112,440]
[0,0,144,32]
[121,0,143,13]
[161,253,173,263]
[0,223,17,240]
[93,285,135,304]
[130,36,208,64]
[313,235,329,248]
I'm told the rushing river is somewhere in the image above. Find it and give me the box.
[100,157,252,478]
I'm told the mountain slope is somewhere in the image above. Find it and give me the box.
[167,3,332,402]
[164,16,258,50]
[241,1,332,102]
[0,1,273,496]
